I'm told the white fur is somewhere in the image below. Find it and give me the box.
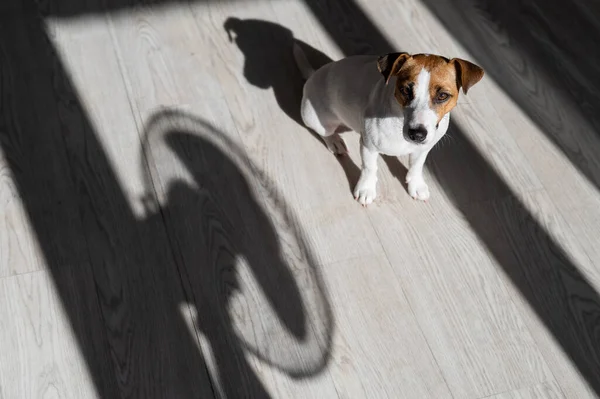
[408,69,439,135]
[414,69,431,108]
[294,45,450,205]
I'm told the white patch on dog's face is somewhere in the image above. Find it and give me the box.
[413,68,431,109]
[404,68,438,144]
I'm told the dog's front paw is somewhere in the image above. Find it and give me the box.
[407,178,430,201]
[353,175,377,206]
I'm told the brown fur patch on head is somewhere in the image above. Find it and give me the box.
[390,53,484,123]
[377,52,410,84]
[451,58,485,94]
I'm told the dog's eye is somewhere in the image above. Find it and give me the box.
[399,86,410,96]
[436,92,450,102]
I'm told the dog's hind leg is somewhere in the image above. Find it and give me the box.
[322,132,348,155]
[301,98,348,155]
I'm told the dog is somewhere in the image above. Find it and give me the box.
[293,44,484,205]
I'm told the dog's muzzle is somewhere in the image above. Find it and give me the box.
[407,125,427,143]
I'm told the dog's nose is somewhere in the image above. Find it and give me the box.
[408,125,427,143]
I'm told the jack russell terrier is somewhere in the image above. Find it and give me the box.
[293,45,484,205]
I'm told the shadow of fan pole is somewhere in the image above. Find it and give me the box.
[225,0,600,393]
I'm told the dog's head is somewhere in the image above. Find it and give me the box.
[377,52,484,144]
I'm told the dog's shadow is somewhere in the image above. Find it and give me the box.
[224,18,409,192]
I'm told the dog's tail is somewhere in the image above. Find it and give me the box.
[293,43,315,80]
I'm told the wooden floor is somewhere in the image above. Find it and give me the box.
[1,0,600,398]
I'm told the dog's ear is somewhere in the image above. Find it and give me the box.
[377,52,410,84]
[451,58,484,94]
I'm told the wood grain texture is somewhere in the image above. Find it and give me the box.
[417,0,600,193]
[3,0,600,398]
[483,381,565,399]
[0,16,90,274]
[1,9,217,399]
[396,2,600,395]
[0,14,122,398]
[107,3,227,126]
[0,194,42,277]
[466,190,600,399]
[368,194,554,399]
[108,4,339,395]
[141,105,451,399]
[47,15,148,217]
[50,23,218,399]
[199,1,367,212]
[419,117,600,398]
[0,267,118,399]
[322,254,452,399]
[141,102,339,398]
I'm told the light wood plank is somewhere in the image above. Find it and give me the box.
[367,190,554,398]
[0,267,118,399]
[483,381,564,399]
[465,189,600,399]
[0,195,42,277]
[294,202,385,266]
[322,254,452,399]
[108,3,226,126]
